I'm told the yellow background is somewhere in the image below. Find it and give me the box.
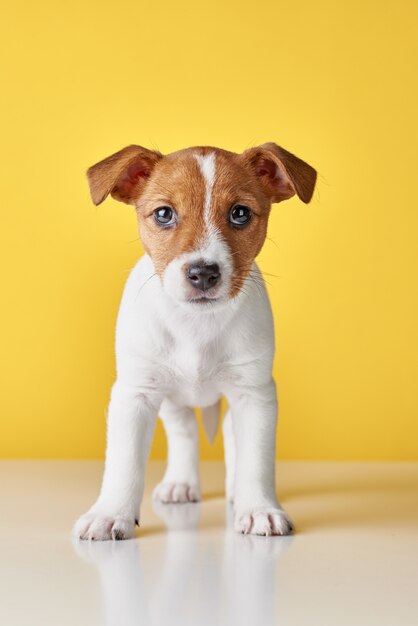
[1,0,417,460]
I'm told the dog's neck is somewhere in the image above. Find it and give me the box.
[144,254,254,342]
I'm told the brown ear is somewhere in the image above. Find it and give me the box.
[86,145,163,206]
[240,142,317,204]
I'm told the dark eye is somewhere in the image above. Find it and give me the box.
[229,204,252,227]
[153,206,176,226]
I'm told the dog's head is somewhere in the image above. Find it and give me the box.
[87,143,316,308]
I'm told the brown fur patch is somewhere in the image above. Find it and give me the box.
[135,146,272,293]
[135,149,208,275]
[240,143,317,204]
[86,145,163,206]
[209,150,271,297]
[86,143,316,297]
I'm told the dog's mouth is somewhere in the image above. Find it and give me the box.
[188,296,220,305]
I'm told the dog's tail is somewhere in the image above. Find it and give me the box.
[201,400,222,444]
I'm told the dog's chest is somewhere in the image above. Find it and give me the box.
[166,335,227,407]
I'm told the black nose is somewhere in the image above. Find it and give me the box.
[187,263,221,291]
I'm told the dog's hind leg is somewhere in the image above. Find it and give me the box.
[153,399,200,503]
[222,409,236,502]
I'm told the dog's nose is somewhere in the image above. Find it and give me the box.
[187,263,221,291]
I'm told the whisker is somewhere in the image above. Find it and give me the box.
[247,277,266,289]
[135,272,158,301]
[266,236,280,250]
[245,277,263,297]
[248,272,272,289]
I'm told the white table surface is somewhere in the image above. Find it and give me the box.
[1,460,417,626]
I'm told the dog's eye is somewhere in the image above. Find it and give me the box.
[154,206,176,226]
[229,205,252,227]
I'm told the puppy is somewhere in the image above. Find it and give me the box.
[74,142,316,540]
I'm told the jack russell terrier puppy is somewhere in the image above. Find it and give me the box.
[74,142,316,540]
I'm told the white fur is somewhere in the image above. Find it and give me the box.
[73,254,293,539]
[73,152,293,540]
[194,152,216,227]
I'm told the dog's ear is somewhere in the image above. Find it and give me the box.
[86,145,163,206]
[240,142,317,204]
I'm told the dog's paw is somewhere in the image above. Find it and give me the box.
[152,482,200,503]
[234,507,294,536]
[73,511,137,541]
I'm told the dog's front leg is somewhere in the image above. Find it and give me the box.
[74,381,162,540]
[227,380,294,536]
